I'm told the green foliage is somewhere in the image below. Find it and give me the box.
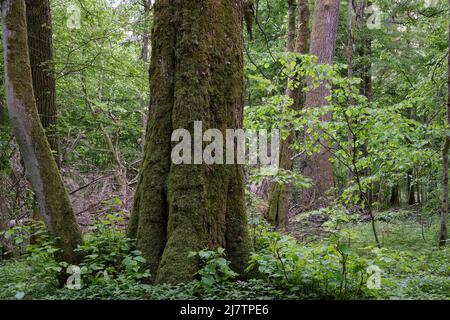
[188,248,238,291]
[249,167,311,190]
[248,217,378,299]
[76,213,149,282]
[0,214,150,300]
[0,222,60,299]
[1,208,448,300]
[51,213,150,299]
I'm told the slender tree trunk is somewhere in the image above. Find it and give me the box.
[267,0,310,228]
[140,0,152,151]
[0,96,4,126]
[407,170,415,205]
[80,75,128,207]
[299,0,340,209]
[25,0,58,158]
[347,0,354,182]
[0,154,6,232]
[0,70,5,232]
[128,0,251,284]
[439,0,450,247]
[1,0,82,263]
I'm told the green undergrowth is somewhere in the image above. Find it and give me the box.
[0,208,448,300]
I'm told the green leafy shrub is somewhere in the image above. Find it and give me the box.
[0,221,60,299]
[48,213,150,299]
[248,216,379,299]
[0,214,150,300]
[188,248,238,290]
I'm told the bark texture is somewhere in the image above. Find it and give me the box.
[1,0,82,263]
[25,0,58,155]
[128,0,251,284]
[439,0,450,247]
[300,0,340,209]
[267,0,309,227]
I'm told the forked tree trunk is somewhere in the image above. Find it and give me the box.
[128,0,251,284]
[299,0,340,209]
[25,0,58,157]
[0,0,82,263]
[439,0,450,247]
[267,0,309,228]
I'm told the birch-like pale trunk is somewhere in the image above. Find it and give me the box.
[1,0,82,263]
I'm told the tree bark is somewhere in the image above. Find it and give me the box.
[0,54,5,233]
[267,0,310,228]
[407,170,415,205]
[140,0,152,151]
[128,0,251,284]
[347,0,354,181]
[390,184,400,207]
[1,0,82,263]
[25,0,58,158]
[439,0,450,247]
[299,0,340,210]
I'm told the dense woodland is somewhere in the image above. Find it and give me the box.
[0,0,449,300]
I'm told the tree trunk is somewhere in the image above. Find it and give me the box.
[407,170,415,205]
[439,0,450,247]
[0,169,6,232]
[0,96,4,126]
[128,0,251,284]
[140,0,152,151]
[299,0,340,209]
[25,0,58,158]
[390,184,400,207]
[347,0,354,182]
[0,63,5,233]
[267,0,310,228]
[1,0,82,263]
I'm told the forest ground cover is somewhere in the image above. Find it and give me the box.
[0,203,448,300]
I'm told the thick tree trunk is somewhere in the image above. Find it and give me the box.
[299,0,340,209]
[128,0,251,284]
[267,0,309,228]
[1,0,82,263]
[439,0,450,247]
[25,0,58,157]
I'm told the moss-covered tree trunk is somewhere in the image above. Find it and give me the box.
[267,0,309,228]
[128,0,251,284]
[299,0,340,210]
[25,0,58,157]
[0,0,82,263]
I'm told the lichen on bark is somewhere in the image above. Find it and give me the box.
[1,0,82,263]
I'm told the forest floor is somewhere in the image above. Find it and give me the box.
[0,207,449,300]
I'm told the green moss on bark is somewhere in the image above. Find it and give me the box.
[129,0,251,284]
[1,0,82,263]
